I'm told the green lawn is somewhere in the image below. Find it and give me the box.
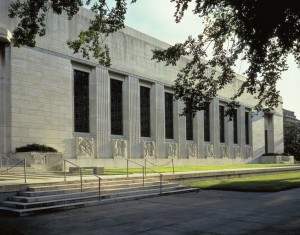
[103,164,296,175]
[188,172,300,192]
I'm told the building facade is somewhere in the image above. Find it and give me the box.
[0,0,284,168]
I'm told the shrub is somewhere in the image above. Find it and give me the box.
[16,144,58,153]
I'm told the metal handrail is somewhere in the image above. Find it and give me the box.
[0,157,27,183]
[63,159,102,200]
[0,154,9,170]
[126,158,163,195]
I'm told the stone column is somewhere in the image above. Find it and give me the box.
[154,84,165,158]
[97,68,111,158]
[211,99,220,158]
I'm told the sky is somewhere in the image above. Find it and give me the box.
[106,0,300,118]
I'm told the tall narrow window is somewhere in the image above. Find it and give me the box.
[74,70,89,133]
[140,86,151,137]
[219,105,225,143]
[233,109,238,144]
[204,103,210,142]
[186,113,193,140]
[245,111,250,145]
[111,79,123,135]
[165,92,174,139]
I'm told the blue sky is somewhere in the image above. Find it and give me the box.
[104,0,300,118]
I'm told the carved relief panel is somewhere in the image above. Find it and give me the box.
[245,146,253,159]
[112,139,128,158]
[143,141,155,158]
[76,137,95,159]
[187,144,197,158]
[205,144,215,158]
[220,145,229,158]
[31,153,46,165]
[167,143,177,158]
[233,146,241,159]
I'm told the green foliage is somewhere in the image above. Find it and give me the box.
[16,143,58,153]
[284,122,300,161]
[9,0,300,115]
[188,173,300,192]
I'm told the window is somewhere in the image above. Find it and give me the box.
[245,111,250,145]
[165,92,174,139]
[204,103,210,142]
[219,105,225,143]
[186,113,193,140]
[233,109,238,144]
[140,86,151,137]
[74,70,89,133]
[111,79,123,135]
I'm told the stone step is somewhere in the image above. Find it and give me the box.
[26,178,164,192]
[1,185,184,209]
[16,182,178,200]
[0,187,199,216]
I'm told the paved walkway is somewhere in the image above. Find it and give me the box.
[1,188,300,234]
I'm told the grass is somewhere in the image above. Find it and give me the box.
[103,164,296,175]
[188,172,300,192]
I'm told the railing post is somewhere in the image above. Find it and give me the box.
[98,178,101,201]
[142,166,145,186]
[80,168,83,192]
[127,159,129,178]
[24,158,27,184]
[172,158,174,174]
[144,159,147,176]
[64,160,66,182]
[160,174,162,195]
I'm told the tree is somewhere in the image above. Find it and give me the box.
[284,122,300,161]
[8,0,300,116]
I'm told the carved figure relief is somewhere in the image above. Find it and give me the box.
[31,153,46,165]
[205,144,215,158]
[76,137,95,159]
[143,141,155,157]
[167,143,177,158]
[220,145,229,158]
[245,146,253,158]
[187,144,197,158]
[113,139,128,158]
[233,146,240,159]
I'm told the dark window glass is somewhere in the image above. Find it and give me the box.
[245,111,250,145]
[186,113,193,140]
[233,109,238,144]
[165,92,174,139]
[140,86,151,137]
[111,79,123,135]
[74,70,89,133]
[204,103,210,142]
[219,105,225,143]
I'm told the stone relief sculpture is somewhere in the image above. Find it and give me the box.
[31,153,46,165]
[220,145,229,158]
[246,146,253,159]
[113,139,128,158]
[233,146,241,159]
[167,143,177,158]
[187,144,197,158]
[205,144,215,158]
[76,137,95,159]
[143,141,155,157]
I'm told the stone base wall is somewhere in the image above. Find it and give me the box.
[260,155,295,164]
[11,152,63,171]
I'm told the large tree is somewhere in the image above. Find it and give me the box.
[9,0,300,116]
[284,122,300,161]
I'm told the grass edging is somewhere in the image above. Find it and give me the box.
[187,172,300,192]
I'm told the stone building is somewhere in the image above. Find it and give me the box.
[283,109,300,124]
[0,0,284,168]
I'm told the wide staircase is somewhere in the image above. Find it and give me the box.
[0,173,198,216]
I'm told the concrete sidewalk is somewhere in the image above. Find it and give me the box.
[1,188,300,234]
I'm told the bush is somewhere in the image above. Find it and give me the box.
[16,144,58,153]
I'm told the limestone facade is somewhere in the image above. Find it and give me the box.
[0,0,284,168]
